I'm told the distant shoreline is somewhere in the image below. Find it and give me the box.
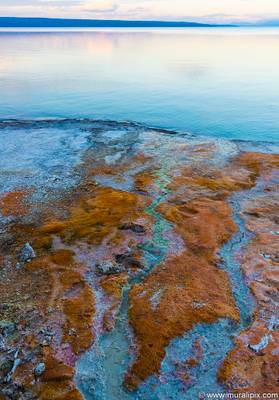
[0,17,235,28]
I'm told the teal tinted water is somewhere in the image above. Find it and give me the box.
[0,27,278,141]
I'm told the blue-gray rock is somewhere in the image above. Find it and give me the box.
[17,243,36,263]
[34,362,45,377]
[0,320,16,337]
[96,260,124,276]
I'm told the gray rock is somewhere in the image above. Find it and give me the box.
[248,334,270,353]
[119,223,146,234]
[115,253,143,269]
[0,320,16,337]
[21,392,37,400]
[40,339,50,347]
[17,243,36,263]
[0,358,13,374]
[10,357,21,376]
[96,261,124,276]
[34,362,45,377]
[0,335,6,351]
[15,262,21,270]
[68,328,77,337]
[1,386,18,399]
[39,328,54,336]
[0,303,10,312]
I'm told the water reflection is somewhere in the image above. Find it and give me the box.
[0,28,278,141]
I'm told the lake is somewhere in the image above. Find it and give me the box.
[0,27,279,141]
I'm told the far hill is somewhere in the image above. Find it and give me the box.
[0,17,234,28]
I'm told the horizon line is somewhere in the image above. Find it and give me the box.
[0,16,237,28]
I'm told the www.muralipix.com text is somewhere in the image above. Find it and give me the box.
[200,392,279,399]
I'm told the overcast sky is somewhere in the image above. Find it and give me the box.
[0,0,279,23]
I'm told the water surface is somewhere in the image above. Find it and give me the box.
[0,27,279,141]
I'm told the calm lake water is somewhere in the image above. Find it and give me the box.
[0,27,279,141]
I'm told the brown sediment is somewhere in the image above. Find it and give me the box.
[40,186,151,246]
[134,170,158,194]
[158,197,237,260]
[1,142,278,399]
[234,152,279,177]
[100,273,128,332]
[218,168,279,393]
[13,348,83,400]
[125,151,279,390]
[126,251,240,390]
[0,190,30,217]
[1,247,95,399]
[125,197,240,389]
[27,250,95,355]
[36,349,84,400]
[0,165,153,398]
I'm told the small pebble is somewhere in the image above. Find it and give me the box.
[68,328,77,336]
[34,362,45,377]
[17,243,36,263]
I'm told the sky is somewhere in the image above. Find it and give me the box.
[0,0,279,24]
